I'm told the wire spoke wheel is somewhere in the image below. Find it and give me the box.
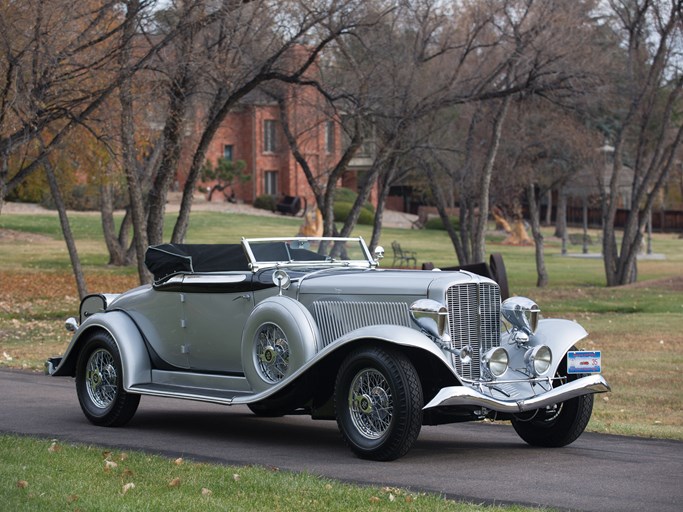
[85,348,118,409]
[335,346,422,461]
[348,368,393,439]
[255,323,290,383]
[75,331,140,427]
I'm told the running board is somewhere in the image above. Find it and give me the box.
[128,383,252,406]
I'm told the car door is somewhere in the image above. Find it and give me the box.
[127,277,189,369]
[181,273,255,373]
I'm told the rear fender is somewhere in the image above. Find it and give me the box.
[51,311,151,389]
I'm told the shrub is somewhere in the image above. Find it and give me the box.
[425,215,459,231]
[253,194,277,212]
[334,202,375,225]
[334,187,358,203]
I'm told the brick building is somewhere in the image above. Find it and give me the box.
[175,44,352,211]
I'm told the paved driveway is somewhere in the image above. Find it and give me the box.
[1,369,682,512]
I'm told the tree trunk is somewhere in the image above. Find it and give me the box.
[44,158,88,299]
[119,0,150,284]
[528,184,548,287]
[100,182,127,266]
[369,162,397,253]
[472,96,510,263]
[554,189,567,238]
[146,6,194,247]
[425,161,466,263]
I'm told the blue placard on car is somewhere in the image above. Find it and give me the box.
[567,350,601,374]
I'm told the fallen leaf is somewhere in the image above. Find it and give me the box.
[174,457,184,466]
[324,484,333,490]
[17,480,28,489]
[48,441,61,453]
[122,482,135,495]
[168,477,181,487]
[123,469,134,478]
[233,474,241,482]
[119,453,128,461]
[369,496,380,503]
[67,495,79,504]
[201,487,212,496]
[405,495,414,503]
[3,351,13,361]
[102,450,112,459]
[105,460,118,470]
[389,493,395,502]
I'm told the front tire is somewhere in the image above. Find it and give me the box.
[75,331,140,427]
[512,350,594,447]
[335,346,423,461]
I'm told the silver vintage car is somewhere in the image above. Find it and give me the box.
[47,237,610,460]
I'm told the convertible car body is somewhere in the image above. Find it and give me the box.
[47,237,610,460]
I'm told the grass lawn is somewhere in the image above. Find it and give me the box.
[1,209,682,440]
[0,207,680,511]
[2,435,544,512]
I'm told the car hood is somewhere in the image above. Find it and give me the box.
[297,268,491,298]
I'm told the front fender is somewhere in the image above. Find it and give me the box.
[51,311,151,389]
[232,324,457,405]
[330,325,453,368]
[504,318,589,377]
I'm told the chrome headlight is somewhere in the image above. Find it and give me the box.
[410,299,449,339]
[525,345,552,376]
[501,297,540,335]
[482,347,509,378]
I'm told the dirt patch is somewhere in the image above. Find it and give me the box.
[620,275,683,292]
[0,228,54,243]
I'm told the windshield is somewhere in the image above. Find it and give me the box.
[242,237,374,270]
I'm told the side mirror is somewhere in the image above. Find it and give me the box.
[272,269,291,295]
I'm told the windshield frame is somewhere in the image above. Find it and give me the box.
[241,237,376,271]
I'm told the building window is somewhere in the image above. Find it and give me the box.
[264,170,278,196]
[263,120,277,153]
[325,121,335,153]
[223,144,233,161]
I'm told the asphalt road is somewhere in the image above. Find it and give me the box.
[1,368,681,511]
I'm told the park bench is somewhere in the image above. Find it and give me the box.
[391,240,417,268]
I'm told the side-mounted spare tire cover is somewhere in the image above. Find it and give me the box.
[241,296,320,392]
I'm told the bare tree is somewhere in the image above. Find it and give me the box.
[0,0,186,210]
[420,0,604,265]
[598,0,683,286]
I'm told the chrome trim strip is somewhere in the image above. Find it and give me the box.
[424,374,611,413]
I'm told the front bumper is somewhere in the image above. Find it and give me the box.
[424,374,610,413]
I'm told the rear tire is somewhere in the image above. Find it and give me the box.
[75,331,140,427]
[335,346,422,461]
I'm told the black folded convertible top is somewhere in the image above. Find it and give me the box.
[145,244,250,281]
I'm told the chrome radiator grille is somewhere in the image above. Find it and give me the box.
[313,301,411,348]
[446,282,501,380]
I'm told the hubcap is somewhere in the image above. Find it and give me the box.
[348,369,393,440]
[255,324,289,383]
[85,348,117,409]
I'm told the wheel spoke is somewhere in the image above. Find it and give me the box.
[255,324,289,383]
[85,348,117,409]
[348,368,393,440]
